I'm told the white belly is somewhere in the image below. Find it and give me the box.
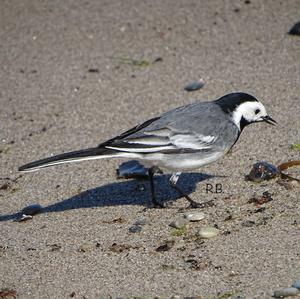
[139,151,225,171]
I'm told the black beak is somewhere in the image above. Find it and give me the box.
[262,115,277,126]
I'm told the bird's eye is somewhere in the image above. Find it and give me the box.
[255,109,260,115]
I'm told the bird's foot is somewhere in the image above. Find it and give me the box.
[142,201,166,211]
[188,199,214,209]
[152,200,167,209]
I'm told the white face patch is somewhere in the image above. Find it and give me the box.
[231,101,268,130]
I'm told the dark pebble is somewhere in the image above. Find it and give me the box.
[248,191,274,205]
[184,80,205,92]
[0,183,10,190]
[156,240,174,252]
[246,161,279,182]
[153,57,163,63]
[88,68,99,73]
[128,225,142,233]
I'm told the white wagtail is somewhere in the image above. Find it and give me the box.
[19,92,276,208]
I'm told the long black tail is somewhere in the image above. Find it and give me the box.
[19,147,118,172]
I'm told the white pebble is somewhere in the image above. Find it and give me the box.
[184,212,205,222]
[169,218,188,229]
[198,226,219,239]
[273,287,300,298]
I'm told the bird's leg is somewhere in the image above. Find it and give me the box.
[169,172,198,207]
[169,172,214,209]
[148,167,165,208]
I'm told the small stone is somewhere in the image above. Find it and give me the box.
[184,80,205,92]
[291,281,300,289]
[169,217,188,229]
[184,212,205,222]
[246,161,279,182]
[78,243,93,252]
[109,243,131,253]
[273,287,300,298]
[21,204,42,215]
[198,226,219,239]
[241,220,256,227]
[128,225,142,233]
[134,219,149,226]
[248,191,273,205]
[88,68,99,73]
[156,240,175,252]
[184,258,201,270]
[49,244,62,252]
[0,183,10,190]
[153,57,163,63]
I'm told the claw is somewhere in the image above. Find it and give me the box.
[189,201,205,209]
[188,200,214,209]
[152,201,166,209]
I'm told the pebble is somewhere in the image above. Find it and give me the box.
[184,80,205,92]
[134,219,149,226]
[169,217,188,229]
[21,204,42,215]
[88,68,99,73]
[156,240,175,252]
[291,281,300,289]
[241,220,256,227]
[49,244,62,252]
[198,226,219,239]
[78,243,93,252]
[246,161,279,182]
[273,287,300,298]
[248,191,273,205]
[128,225,142,233]
[184,212,205,222]
[109,243,131,253]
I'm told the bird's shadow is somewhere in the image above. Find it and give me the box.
[0,172,216,222]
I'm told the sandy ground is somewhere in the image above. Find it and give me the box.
[1,0,300,298]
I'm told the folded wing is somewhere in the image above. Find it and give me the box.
[103,126,218,154]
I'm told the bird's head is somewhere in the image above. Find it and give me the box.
[216,92,276,131]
